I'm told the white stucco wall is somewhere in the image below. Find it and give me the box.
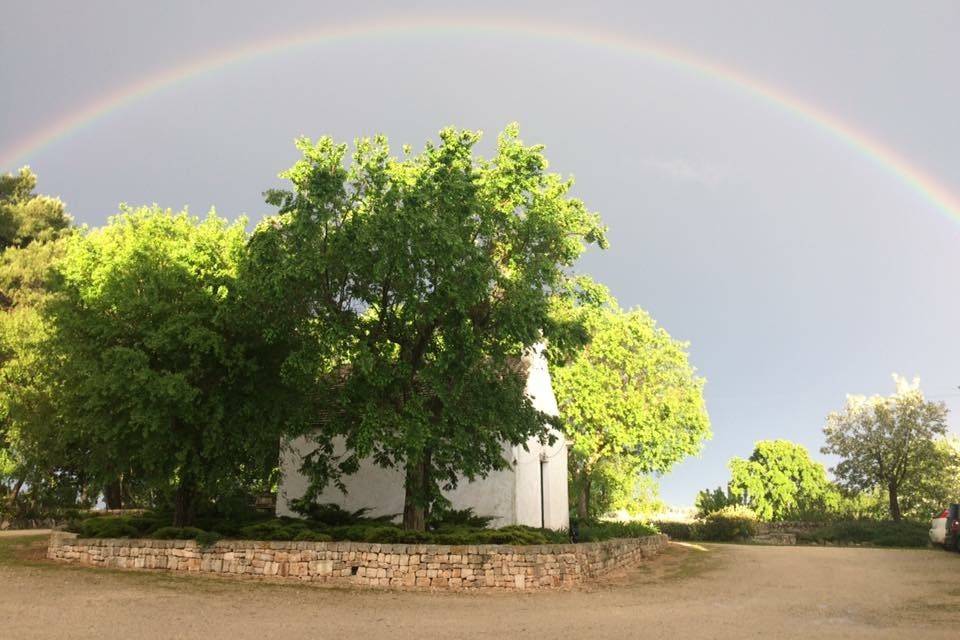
[277,345,570,531]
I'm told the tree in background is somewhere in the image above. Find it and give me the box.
[822,375,948,521]
[0,168,76,518]
[245,125,607,530]
[572,458,666,519]
[694,485,743,519]
[727,440,838,521]
[551,290,710,520]
[41,207,293,526]
[897,436,960,520]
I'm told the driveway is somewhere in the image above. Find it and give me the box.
[2,534,958,639]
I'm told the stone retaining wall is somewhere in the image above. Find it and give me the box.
[47,532,668,590]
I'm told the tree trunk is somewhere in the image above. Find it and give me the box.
[403,453,432,531]
[173,477,197,527]
[887,483,902,522]
[6,477,24,509]
[576,474,591,521]
[103,480,123,510]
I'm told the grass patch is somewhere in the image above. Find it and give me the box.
[0,534,49,568]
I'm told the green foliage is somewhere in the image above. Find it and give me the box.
[652,520,700,541]
[699,505,758,541]
[552,291,710,519]
[574,520,658,542]
[152,526,205,540]
[571,459,666,520]
[0,168,72,253]
[728,440,838,521]
[831,488,889,521]
[695,486,743,518]
[822,375,949,521]
[429,507,495,530]
[245,125,606,529]
[64,514,591,545]
[39,207,296,525]
[293,530,332,542]
[0,168,79,521]
[897,437,960,521]
[798,520,929,548]
[238,519,320,541]
[288,500,383,526]
[78,518,140,539]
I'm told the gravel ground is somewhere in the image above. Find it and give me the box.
[2,533,959,639]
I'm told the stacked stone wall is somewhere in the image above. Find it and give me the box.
[47,532,667,590]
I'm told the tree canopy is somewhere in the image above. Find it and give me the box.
[727,439,837,521]
[822,375,949,521]
[0,168,75,517]
[245,125,607,530]
[551,289,710,519]
[38,207,294,525]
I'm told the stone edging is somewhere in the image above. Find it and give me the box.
[47,531,668,590]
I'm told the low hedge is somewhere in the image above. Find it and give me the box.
[797,519,929,548]
[68,512,661,546]
[652,520,700,541]
[699,506,758,541]
[574,520,659,542]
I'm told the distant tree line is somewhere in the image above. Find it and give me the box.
[697,377,957,523]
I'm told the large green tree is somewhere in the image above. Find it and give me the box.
[246,125,606,530]
[727,440,838,521]
[42,207,293,525]
[822,375,949,521]
[551,293,710,520]
[0,168,75,516]
[893,436,960,520]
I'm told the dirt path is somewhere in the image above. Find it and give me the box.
[3,535,959,639]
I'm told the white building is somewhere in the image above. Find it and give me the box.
[277,346,570,530]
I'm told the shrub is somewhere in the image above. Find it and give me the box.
[195,530,223,547]
[653,520,700,541]
[289,500,390,526]
[798,520,928,548]
[293,530,332,542]
[151,526,206,540]
[78,517,139,539]
[150,527,222,546]
[695,486,743,518]
[238,519,314,541]
[429,507,494,530]
[700,506,758,541]
[575,520,658,542]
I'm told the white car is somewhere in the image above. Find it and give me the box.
[931,506,959,549]
[930,509,949,546]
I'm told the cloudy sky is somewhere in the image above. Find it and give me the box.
[2,1,958,505]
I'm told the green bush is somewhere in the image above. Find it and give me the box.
[79,517,139,539]
[798,520,928,548]
[66,512,604,546]
[238,519,315,541]
[152,526,206,540]
[429,507,495,530]
[700,506,758,541]
[195,530,223,547]
[653,520,700,541]
[151,526,222,546]
[574,520,658,542]
[293,530,332,542]
[288,500,391,526]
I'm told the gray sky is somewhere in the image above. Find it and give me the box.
[2,0,958,505]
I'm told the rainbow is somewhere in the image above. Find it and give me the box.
[2,16,959,224]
